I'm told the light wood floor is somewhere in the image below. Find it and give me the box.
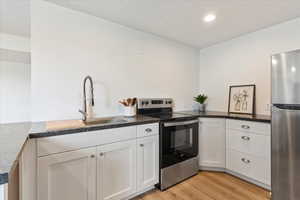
[134,171,270,200]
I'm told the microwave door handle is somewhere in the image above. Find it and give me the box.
[163,120,199,127]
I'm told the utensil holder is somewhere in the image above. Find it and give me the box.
[124,106,136,117]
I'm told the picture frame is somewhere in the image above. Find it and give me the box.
[228,84,256,115]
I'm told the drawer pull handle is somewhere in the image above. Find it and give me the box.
[140,144,144,147]
[241,136,250,141]
[241,158,251,164]
[99,152,104,156]
[241,125,250,129]
[145,128,152,133]
[90,155,95,158]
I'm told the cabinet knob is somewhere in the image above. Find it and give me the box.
[140,144,144,147]
[145,128,152,133]
[241,136,250,141]
[99,152,104,156]
[90,155,95,158]
[241,158,251,164]
[241,125,250,129]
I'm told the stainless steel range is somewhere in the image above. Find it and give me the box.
[137,98,199,190]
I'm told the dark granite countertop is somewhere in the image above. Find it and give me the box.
[0,115,159,184]
[0,122,31,185]
[29,115,160,138]
[177,110,271,123]
[0,112,270,185]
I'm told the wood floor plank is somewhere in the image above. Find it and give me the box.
[203,172,269,200]
[136,171,269,200]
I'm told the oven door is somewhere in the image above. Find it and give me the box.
[161,119,199,169]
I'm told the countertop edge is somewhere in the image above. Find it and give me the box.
[29,119,160,139]
[199,115,270,123]
[176,111,271,123]
[0,112,270,185]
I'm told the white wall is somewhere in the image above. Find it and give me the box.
[0,33,31,123]
[31,0,199,121]
[0,33,30,52]
[199,18,300,115]
[0,61,31,123]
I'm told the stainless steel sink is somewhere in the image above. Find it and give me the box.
[83,117,128,125]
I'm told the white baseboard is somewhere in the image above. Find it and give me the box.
[225,170,271,190]
[199,166,271,190]
[199,166,225,172]
[128,186,156,200]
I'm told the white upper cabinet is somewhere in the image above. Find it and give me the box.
[38,147,97,200]
[137,135,159,192]
[97,140,137,200]
[198,118,226,169]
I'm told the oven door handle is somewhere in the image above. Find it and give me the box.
[163,120,199,127]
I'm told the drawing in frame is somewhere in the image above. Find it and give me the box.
[228,84,256,115]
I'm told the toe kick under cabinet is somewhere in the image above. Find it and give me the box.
[37,123,159,200]
[199,118,271,189]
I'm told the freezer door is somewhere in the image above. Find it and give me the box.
[272,49,300,104]
[272,106,300,200]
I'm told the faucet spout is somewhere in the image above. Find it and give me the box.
[79,75,95,121]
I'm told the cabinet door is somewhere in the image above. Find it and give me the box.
[137,135,159,192]
[199,118,226,168]
[38,148,96,200]
[97,140,136,200]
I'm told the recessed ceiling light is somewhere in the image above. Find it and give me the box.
[203,14,216,23]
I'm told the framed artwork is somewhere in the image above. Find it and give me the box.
[228,84,256,115]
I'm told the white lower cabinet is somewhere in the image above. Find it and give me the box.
[199,118,226,168]
[38,148,97,200]
[226,119,271,187]
[37,123,159,200]
[198,118,271,189]
[137,135,159,191]
[97,140,137,200]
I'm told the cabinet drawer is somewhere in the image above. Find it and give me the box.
[227,150,268,184]
[37,126,137,157]
[137,123,159,138]
[227,129,270,157]
[226,119,270,135]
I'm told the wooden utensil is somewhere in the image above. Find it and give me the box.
[119,98,137,107]
[132,98,137,106]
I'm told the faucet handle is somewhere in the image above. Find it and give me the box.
[79,109,87,121]
[78,109,86,115]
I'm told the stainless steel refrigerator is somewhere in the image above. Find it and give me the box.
[272,49,300,200]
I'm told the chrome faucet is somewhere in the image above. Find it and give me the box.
[79,75,95,121]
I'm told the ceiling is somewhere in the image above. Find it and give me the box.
[46,0,300,48]
[0,0,30,37]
